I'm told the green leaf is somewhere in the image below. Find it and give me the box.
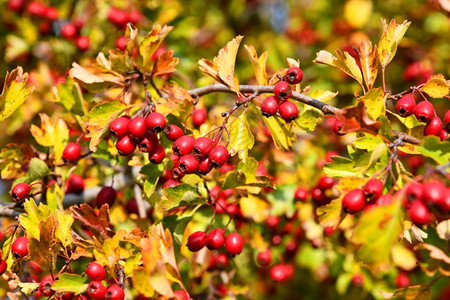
[323,156,361,178]
[46,184,63,214]
[262,114,296,150]
[266,183,296,216]
[378,115,396,141]
[27,158,50,182]
[0,67,34,122]
[295,109,322,132]
[379,284,431,299]
[19,199,51,240]
[158,184,206,212]
[359,87,386,121]
[52,78,86,116]
[352,134,385,151]
[222,157,274,190]
[391,112,423,129]
[52,273,89,294]
[417,136,450,165]
[227,113,254,161]
[140,163,164,199]
[377,19,411,68]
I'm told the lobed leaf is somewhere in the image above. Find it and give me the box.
[0,144,35,180]
[70,62,124,93]
[52,274,88,294]
[380,284,431,300]
[227,113,254,161]
[19,199,51,240]
[421,74,449,98]
[139,24,173,74]
[360,40,378,90]
[152,50,179,77]
[377,19,411,68]
[417,136,450,165]
[158,184,206,212]
[70,204,112,243]
[28,216,58,272]
[263,114,296,150]
[335,100,381,135]
[244,45,269,85]
[358,87,386,121]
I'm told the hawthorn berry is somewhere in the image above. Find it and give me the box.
[173,135,195,156]
[209,145,228,168]
[115,36,127,51]
[12,236,29,259]
[65,174,85,194]
[414,101,435,123]
[440,129,449,141]
[116,135,136,156]
[128,9,143,24]
[266,215,280,230]
[60,292,75,300]
[192,137,213,159]
[8,0,25,12]
[205,228,225,250]
[198,158,213,175]
[286,67,303,84]
[352,274,364,287]
[75,36,90,51]
[178,154,199,174]
[187,231,206,252]
[128,117,147,139]
[317,175,334,190]
[405,182,423,202]
[278,101,298,122]
[173,290,189,300]
[209,253,229,270]
[269,264,288,282]
[164,125,184,141]
[332,119,345,135]
[423,117,443,136]
[61,23,78,39]
[342,189,366,214]
[261,96,279,117]
[192,108,207,126]
[87,281,107,300]
[86,261,106,281]
[149,145,165,164]
[39,275,54,297]
[107,7,129,28]
[423,180,446,211]
[294,187,308,202]
[274,81,292,102]
[63,142,81,162]
[109,116,130,138]
[257,250,272,267]
[96,187,117,207]
[45,6,59,20]
[409,200,432,226]
[363,178,384,201]
[395,272,410,288]
[0,259,7,275]
[146,112,166,133]
[395,94,416,117]
[163,179,180,189]
[138,131,159,153]
[11,182,31,201]
[225,232,243,255]
[27,1,46,17]
[105,285,125,300]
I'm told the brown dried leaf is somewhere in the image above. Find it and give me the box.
[335,101,381,134]
[415,243,450,264]
[360,40,378,90]
[152,50,179,77]
[379,284,431,300]
[70,204,112,243]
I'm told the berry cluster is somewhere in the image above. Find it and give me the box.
[294,175,336,206]
[107,6,142,29]
[187,229,243,256]
[261,67,303,122]
[85,262,124,300]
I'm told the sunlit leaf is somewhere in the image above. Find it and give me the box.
[19,199,51,240]
[152,50,179,76]
[317,198,343,229]
[377,19,411,68]
[52,274,88,294]
[359,87,385,121]
[244,45,269,85]
[335,101,381,134]
[421,74,449,98]
[139,24,173,74]
[0,144,35,180]
[52,78,87,116]
[140,163,164,199]
[228,113,254,161]
[436,220,450,240]
[70,204,112,243]
[70,62,124,92]
[222,157,274,190]
[391,244,417,271]
[263,114,296,150]
[17,283,39,296]
[240,194,270,222]
[158,184,206,212]
[360,40,378,90]
[314,50,363,88]
[28,216,58,272]
[55,210,74,248]
[380,284,431,300]
[417,136,450,165]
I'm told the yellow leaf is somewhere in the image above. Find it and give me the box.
[152,50,179,77]
[377,19,411,68]
[263,115,296,150]
[240,194,270,222]
[133,269,155,297]
[55,210,74,248]
[436,220,450,240]
[139,24,173,74]
[199,35,243,94]
[421,74,449,98]
[391,244,417,271]
[360,40,378,90]
[244,45,269,85]
[227,113,254,161]
[358,87,386,121]
[314,50,363,88]
[344,0,373,29]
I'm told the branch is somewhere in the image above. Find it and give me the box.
[0,204,22,218]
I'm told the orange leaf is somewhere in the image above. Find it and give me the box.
[152,50,179,77]
[335,101,381,134]
[70,204,112,243]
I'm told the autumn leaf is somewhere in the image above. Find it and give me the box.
[244,45,269,85]
[360,40,378,90]
[28,216,58,272]
[335,100,381,134]
[227,113,254,161]
[420,74,449,98]
[19,199,51,240]
[139,24,173,74]
[377,19,411,68]
[70,62,124,93]
[152,50,179,77]
[199,35,243,94]
[358,87,386,121]
[70,204,112,243]
[380,284,431,300]
[0,143,35,180]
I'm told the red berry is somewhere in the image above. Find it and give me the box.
[178,154,199,174]
[311,186,329,205]
[39,275,54,297]
[8,0,25,12]
[209,145,228,168]
[164,125,184,141]
[225,232,243,255]
[76,36,90,51]
[63,142,81,162]
[269,264,288,282]
[138,131,159,153]
[11,182,31,201]
[0,259,7,275]
[278,101,298,122]
[193,137,213,159]
[352,274,364,287]
[257,250,272,267]
[96,187,117,207]
[110,116,130,138]
[205,228,225,250]
[12,236,29,259]
[128,117,147,139]
[105,285,125,300]
[107,7,129,28]
[146,112,166,133]
[187,231,206,252]
[342,189,366,214]
[363,178,383,201]
[294,187,308,202]
[440,129,449,141]
[414,101,435,123]
[286,67,303,84]
[87,281,107,300]
[333,119,345,135]
[445,110,450,129]
[213,253,229,269]
[266,215,280,230]
[173,135,195,156]
[60,292,75,300]
[409,200,432,226]
[27,2,46,16]
[424,117,443,136]
[149,145,165,164]
[115,36,127,51]
[274,81,292,102]
[86,261,106,281]
[395,272,410,288]
[163,179,180,189]
[317,175,334,190]
[405,182,423,202]
[396,94,416,117]
[65,174,84,194]
[127,10,142,24]
[173,291,189,300]
[116,135,136,156]
[198,158,213,175]
[261,96,279,117]
[45,6,58,20]
[423,180,446,211]
[192,108,207,127]
[61,23,78,39]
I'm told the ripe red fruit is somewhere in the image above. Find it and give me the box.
[414,101,435,123]
[146,112,166,133]
[12,236,29,259]
[205,228,225,250]
[405,182,423,202]
[198,158,213,175]
[212,253,229,269]
[286,67,303,84]
[178,155,199,174]
[63,142,81,162]
[11,182,31,201]
[257,250,272,267]
[363,178,383,201]
[115,36,127,51]
[27,2,46,16]
[116,135,136,156]
[395,272,410,288]
[149,145,165,164]
[87,281,107,300]
[109,116,130,138]
[261,96,279,117]
[424,117,443,136]
[173,290,189,300]
[96,187,117,207]
[209,145,228,168]
[65,174,85,194]
[107,7,129,28]
[61,23,78,39]
[294,187,308,202]
[332,119,345,135]
[105,285,125,300]
[128,10,142,24]
[76,36,90,51]
[440,129,449,141]
[274,81,292,101]
[423,180,446,211]
[396,94,416,117]
[269,264,288,282]
[163,179,180,189]
[138,131,159,153]
[445,110,450,129]
[164,125,184,141]
[193,137,213,159]
[8,0,25,12]
[44,6,58,20]
[173,135,195,156]
[342,189,366,214]
[0,260,7,275]
[318,175,334,190]
[311,186,329,205]
[352,274,364,287]
[192,108,207,126]
[225,232,243,255]
[86,261,106,281]
[187,231,206,252]
[39,275,54,297]
[409,200,432,226]
[128,117,147,139]
[278,101,298,122]
[60,292,75,300]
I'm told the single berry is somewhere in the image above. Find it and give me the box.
[274,81,292,102]
[363,178,384,201]
[127,9,142,24]
[193,137,213,159]
[163,179,180,189]
[414,101,435,123]
[60,292,75,300]
[44,6,58,20]
[342,189,366,214]
[115,36,127,51]
[440,129,449,141]
[63,142,81,162]
[187,231,206,252]
[116,135,136,156]
[138,131,159,153]
[173,291,189,300]
[266,215,280,230]
[294,187,308,202]
[198,158,213,175]
[96,187,117,207]
[209,145,228,168]
[445,110,450,129]
[39,275,54,297]
[8,0,25,12]
[86,261,106,281]
[105,285,125,300]
[423,180,446,211]
[107,7,129,28]
[225,232,243,255]
[395,94,416,117]
[109,116,130,138]
[270,264,288,282]
[12,236,29,259]
[311,186,329,205]
[27,1,46,17]
[409,200,432,226]
[128,117,147,139]
[65,174,84,194]
[352,274,364,287]
[173,135,195,156]
[261,96,279,117]
[87,281,107,300]
[146,112,166,133]
[405,182,423,202]
[11,182,31,201]
[395,272,410,288]
[257,250,272,267]
[286,67,303,84]
[61,23,78,39]
[76,36,90,51]
[192,108,207,126]
[332,119,345,135]
[164,125,184,141]
[317,175,334,190]
[205,228,225,250]
[178,154,199,174]
[149,145,165,164]
[278,101,298,122]
[0,260,7,275]
[424,117,443,136]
